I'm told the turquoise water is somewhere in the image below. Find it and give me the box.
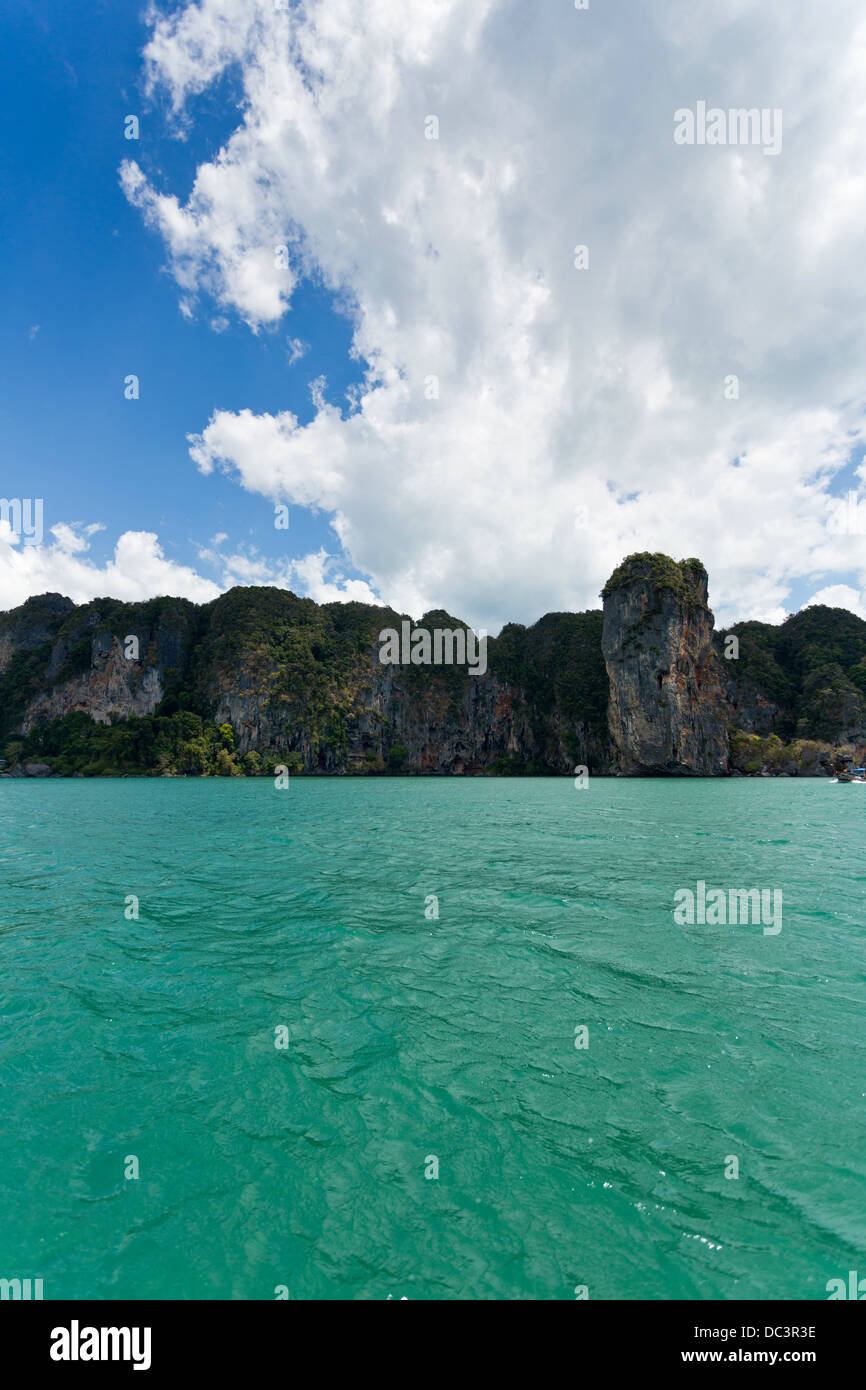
[1,777,864,1301]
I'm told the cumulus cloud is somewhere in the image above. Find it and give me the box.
[118,0,866,630]
[0,518,381,615]
[288,548,383,607]
[0,523,220,609]
[804,585,866,620]
[196,533,383,604]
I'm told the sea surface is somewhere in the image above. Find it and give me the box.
[0,777,864,1301]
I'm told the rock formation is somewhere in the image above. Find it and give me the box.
[601,554,729,775]
[0,590,610,775]
[1,556,863,777]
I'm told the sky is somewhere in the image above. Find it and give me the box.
[1,0,866,634]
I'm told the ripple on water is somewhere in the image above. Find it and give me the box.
[0,777,863,1299]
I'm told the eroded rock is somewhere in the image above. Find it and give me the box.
[601,554,729,775]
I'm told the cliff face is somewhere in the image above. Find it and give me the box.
[601,555,729,775]
[0,594,200,736]
[3,559,865,777]
[0,588,610,775]
[717,665,780,737]
[0,593,75,673]
[209,661,564,774]
[24,632,164,732]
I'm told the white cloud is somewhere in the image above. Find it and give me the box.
[287,548,383,607]
[0,523,220,609]
[286,336,308,364]
[114,0,866,632]
[196,533,383,604]
[49,522,100,555]
[804,585,866,620]
[0,520,382,616]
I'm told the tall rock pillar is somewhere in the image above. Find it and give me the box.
[601,554,729,775]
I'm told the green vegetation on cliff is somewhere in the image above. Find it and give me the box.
[0,641,54,742]
[601,552,706,604]
[1,587,611,776]
[5,710,310,778]
[2,563,864,777]
[718,604,866,741]
[491,609,608,742]
[0,594,201,744]
[728,730,834,777]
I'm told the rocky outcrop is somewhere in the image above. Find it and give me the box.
[601,554,730,775]
[22,633,166,732]
[0,593,75,676]
[715,650,781,736]
[0,595,201,739]
[205,635,608,774]
[0,588,610,775]
[3,556,865,777]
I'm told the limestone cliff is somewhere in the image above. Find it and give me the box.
[3,560,864,777]
[0,594,200,735]
[0,588,610,775]
[601,554,729,775]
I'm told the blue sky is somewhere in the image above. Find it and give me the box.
[0,0,367,593]
[2,0,865,631]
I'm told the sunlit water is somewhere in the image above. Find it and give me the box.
[1,777,864,1300]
